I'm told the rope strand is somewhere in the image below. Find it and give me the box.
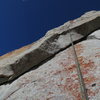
[69,32,89,100]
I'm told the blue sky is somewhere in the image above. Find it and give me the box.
[0,0,100,56]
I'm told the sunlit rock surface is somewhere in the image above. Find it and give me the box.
[0,11,100,84]
[0,11,100,100]
[0,29,100,100]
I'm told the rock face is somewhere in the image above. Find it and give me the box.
[0,11,100,100]
[0,11,100,84]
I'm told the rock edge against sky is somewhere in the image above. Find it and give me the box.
[0,11,100,100]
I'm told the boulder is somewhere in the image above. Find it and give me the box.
[0,11,100,84]
[0,29,100,100]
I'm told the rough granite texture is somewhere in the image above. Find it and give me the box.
[0,11,100,100]
[0,11,100,84]
[0,29,100,100]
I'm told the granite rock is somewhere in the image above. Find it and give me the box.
[0,11,100,84]
[0,29,100,100]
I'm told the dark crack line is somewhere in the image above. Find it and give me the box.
[3,88,20,100]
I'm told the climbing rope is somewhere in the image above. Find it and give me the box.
[69,32,89,100]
